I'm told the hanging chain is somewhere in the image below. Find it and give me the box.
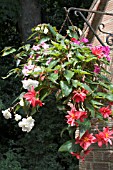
[59,7,76,34]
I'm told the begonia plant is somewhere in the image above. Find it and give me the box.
[2,24,113,160]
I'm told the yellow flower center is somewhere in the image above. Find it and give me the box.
[83,137,89,142]
[105,133,109,138]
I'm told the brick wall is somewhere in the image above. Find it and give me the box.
[79,1,113,170]
[79,121,113,170]
[79,144,113,170]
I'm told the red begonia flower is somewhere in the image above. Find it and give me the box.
[95,127,113,147]
[23,86,43,107]
[72,89,88,103]
[75,131,96,150]
[99,106,112,118]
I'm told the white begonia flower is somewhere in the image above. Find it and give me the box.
[18,116,35,133]
[15,114,22,121]
[44,27,48,34]
[35,26,40,31]
[19,98,24,106]
[33,66,42,77]
[22,79,39,90]
[2,109,12,119]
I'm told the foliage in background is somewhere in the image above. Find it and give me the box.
[0,0,20,49]
[40,0,93,31]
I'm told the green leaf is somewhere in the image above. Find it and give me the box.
[81,83,92,93]
[98,74,110,83]
[2,47,16,56]
[72,80,79,88]
[109,84,113,91]
[79,120,91,138]
[58,140,74,152]
[73,69,90,75]
[85,56,97,62]
[24,44,30,51]
[38,37,50,44]
[95,92,106,99]
[76,52,85,60]
[27,31,37,40]
[68,126,76,138]
[48,73,58,83]
[48,59,60,69]
[64,70,74,83]
[99,81,109,89]
[91,100,103,108]
[48,24,57,37]
[60,81,72,97]
[106,94,113,101]
[72,80,92,93]
[86,102,95,117]
[79,128,87,138]
[51,41,65,50]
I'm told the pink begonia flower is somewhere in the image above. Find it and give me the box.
[102,46,110,56]
[94,65,101,74]
[41,42,49,49]
[95,127,113,147]
[106,55,111,61]
[46,57,53,65]
[29,55,33,58]
[80,38,89,43]
[22,64,35,76]
[102,46,111,61]
[75,131,96,150]
[71,38,80,45]
[32,45,40,51]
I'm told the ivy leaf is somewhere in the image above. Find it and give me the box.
[60,81,72,97]
[64,70,74,83]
